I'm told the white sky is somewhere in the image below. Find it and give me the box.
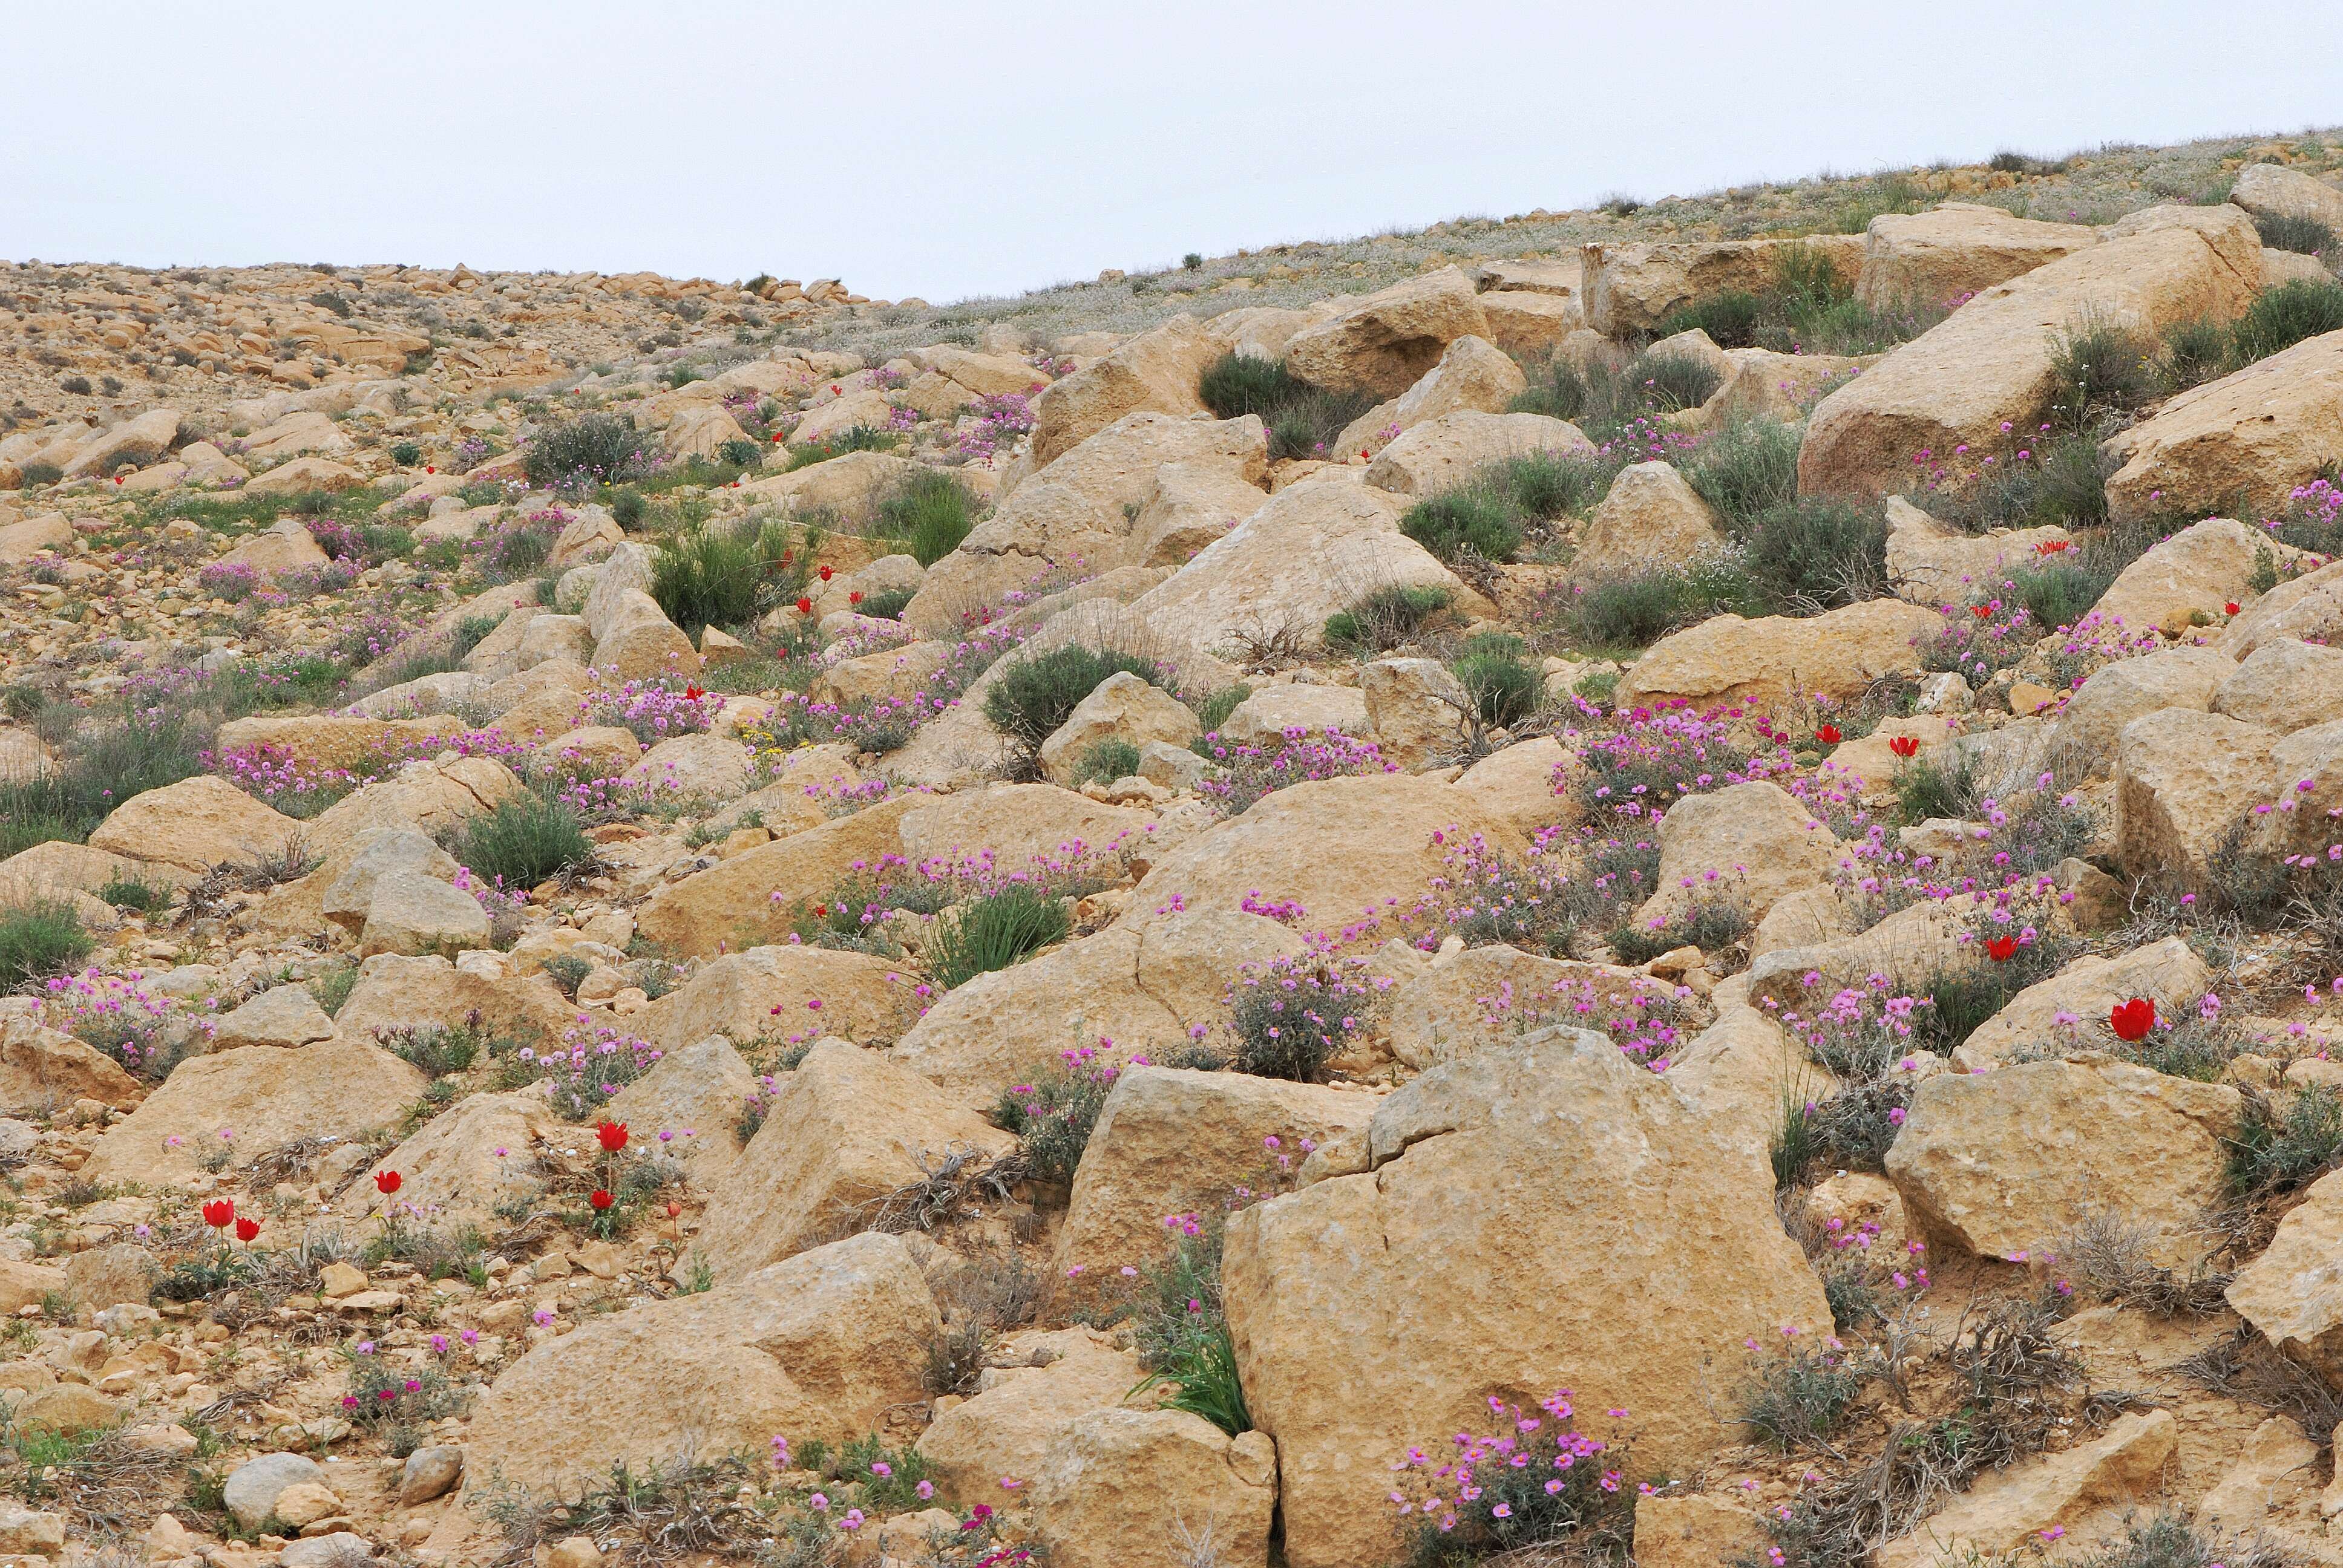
[5,1,2338,304]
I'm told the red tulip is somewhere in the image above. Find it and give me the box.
[589,1189,615,1211]
[425,466,436,474]
[1814,724,1841,746]
[1888,736,1920,759]
[596,1121,628,1152]
[1970,604,1991,619]
[811,903,828,918]
[772,433,784,443]
[1985,935,2017,963]
[375,1170,402,1195]
[818,565,833,581]
[202,1200,234,1229]
[796,596,813,615]
[235,1216,260,1242]
[2109,998,2155,1042]
[113,475,124,485]
[665,1201,681,1219]
[2035,538,2068,555]
[683,685,705,701]
[2225,601,2241,616]
[830,385,841,395]
[849,590,863,605]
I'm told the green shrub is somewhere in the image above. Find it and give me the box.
[450,791,592,889]
[611,488,645,529]
[522,413,657,491]
[1738,495,1889,612]
[992,1051,1115,1184]
[389,440,422,467]
[1400,487,1522,566]
[716,438,761,469]
[1190,684,1252,734]
[2229,1083,2343,1201]
[2156,314,2236,391]
[1324,584,1453,653]
[1740,1347,1869,1451]
[95,874,167,913]
[928,883,1071,990]
[982,645,1169,754]
[1450,632,1540,729]
[0,705,212,855]
[1683,419,1802,526]
[19,462,62,488]
[1627,345,1722,414]
[784,426,899,468]
[1893,753,1978,825]
[857,586,914,621]
[651,518,804,634]
[1195,352,1373,460]
[1548,566,1734,651]
[375,1022,481,1079]
[1070,738,1142,786]
[1660,288,1764,348]
[2231,277,2343,364]
[1129,1223,1250,1437]
[2048,310,2158,431]
[878,468,978,566]
[2255,210,2338,258]
[1482,447,1613,519]
[0,901,91,990]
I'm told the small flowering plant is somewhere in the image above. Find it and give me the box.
[1217,939,1381,1082]
[196,560,261,603]
[1388,1391,1637,1562]
[522,1023,663,1119]
[578,673,724,744]
[1196,725,1397,816]
[38,967,203,1078]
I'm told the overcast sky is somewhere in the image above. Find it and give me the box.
[7,1,2338,304]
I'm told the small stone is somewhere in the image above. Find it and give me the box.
[399,1445,464,1506]
[548,1537,604,1568]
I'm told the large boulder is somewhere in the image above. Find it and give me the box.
[694,1041,1015,1279]
[1223,1028,1827,1568]
[81,1041,427,1186]
[1027,1410,1277,1568]
[1121,773,1526,930]
[1332,335,1527,459]
[2232,163,2343,232]
[603,1035,758,1196]
[1885,1055,2239,1265]
[2213,637,2343,733]
[907,411,1267,624]
[209,984,336,1050]
[635,795,917,958]
[1800,205,2264,498]
[0,1016,141,1111]
[636,945,921,1053]
[1581,235,1863,337]
[2103,328,2343,524]
[1029,316,1216,469]
[1281,267,1490,398]
[2226,1165,2343,1385]
[1038,672,1199,785]
[891,912,1305,1108]
[2054,646,2237,770]
[1855,204,2100,312]
[2092,517,2306,637]
[1883,496,2070,609]
[1054,1067,1378,1298]
[1638,780,1835,929]
[87,776,301,875]
[1875,1410,2177,1568]
[2113,708,2276,887]
[1132,460,1274,566]
[1614,599,1942,712]
[915,1327,1145,1504]
[300,755,523,865]
[332,952,575,1048]
[1361,410,1592,497]
[1952,936,2211,1070]
[1573,462,1727,578]
[364,1091,564,1232]
[464,1232,937,1492]
[1121,480,1474,669]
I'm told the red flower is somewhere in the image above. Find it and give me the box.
[849,590,863,605]
[589,1189,615,1211]
[375,1170,402,1195]
[2225,601,2241,616]
[201,1200,234,1229]
[811,903,828,917]
[665,1201,682,1219]
[796,596,813,615]
[2109,998,2155,1042]
[2035,538,2068,555]
[1970,604,1992,619]
[235,1216,261,1242]
[425,465,436,474]
[772,432,784,443]
[818,564,834,581]
[1985,935,2017,963]
[1814,724,1841,746]
[830,385,841,396]
[1888,736,1920,759]
[683,685,705,701]
[596,1121,629,1152]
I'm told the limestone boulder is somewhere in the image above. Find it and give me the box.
[2223,557,2343,658]
[1876,1411,2177,1568]
[790,388,897,448]
[358,871,491,957]
[1332,335,1526,459]
[1216,682,1369,744]
[1883,495,2071,609]
[1027,1410,1277,1568]
[1614,599,1942,712]
[623,731,752,803]
[1359,658,1470,771]
[694,1042,1015,1279]
[2105,328,2343,524]
[1362,410,1591,497]
[2226,1165,2343,1385]
[635,944,922,1053]
[742,450,916,517]
[0,1016,143,1111]
[1222,1028,1827,1568]
[81,1040,427,1186]
[1282,267,1490,398]
[2054,646,2237,770]
[319,829,462,932]
[604,1035,758,1196]
[1885,1055,2239,1264]
[1054,1068,1377,1298]
[87,776,301,875]
[1952,937,2212,1070]
[332,952,575,1048]
[2092,517,2304,637]
[2114,708,2276,887]
[634,795,917,958]
[1450,736,1570,837]
[1029,316,1215,469]
[1037,672,1200,785]
[1856,204,2100,312]
[209,984,336,1050]
[2213,636,2343,733]
[217,518,331,577]
[1573,462,1727,578]
[891,912,1305,1108]
[1476,289,1584,360]
[464,1232,937,1491]
[1638,780,1835,929]
[2233,163,2343,232]
[915,1327,1144,1504]
[1131,460,1269,566]
[1582,235,1863,336]
[57,407,183,479]
[365,1091,565,1233]
[1800,204,2264,498]
[301,755,522,865]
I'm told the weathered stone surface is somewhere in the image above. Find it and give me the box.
[915,1327,1143,1504]
[2227,1163,2343,1387]
[1856,203,2100,312]
[1358,657,1469,770]
[1282,267,1490,398]
[1362,410,1591,497]
[1131,460,1268,566]
[0,1015,142,1111]
[1027,1410,1277,1568]
[87,775,302,875]
[2212,636,2343,733]
[2094,517,2304,637]
[1029,316,1215,468]
[2105,328,2343,524]
[366,1090,565,1232]
[1639,780,1835,929]
[1801,205,2263,497]
[1876,1410,2177,1568]
[1038,671,1199,785]
[1886,1055,2238,1264]
[82,1040,427,1186]
[358,870,492,957]
[637,944,920,1052]
[695,1041,1015,1278]
[1953,936,2211,1070]
[1883,495,2070,609]
[2054,646,2236,770]
[1334,334,1526,459]
[333,952,575,1047]
[635,795,917,958]
[223,1452,328,1532]
[1582,235,1863,336]
[1573,462,1727,578]
[1217,682,1369,743]
[1223,1028,1827,1568]
[2114,707,2276,887]
[209,983,336,1050]
[1615,599,1942,712]
[2233,163,2343,232]
[465,1232,938,1491]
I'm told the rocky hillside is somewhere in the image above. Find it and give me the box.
[1,128,2342,1568]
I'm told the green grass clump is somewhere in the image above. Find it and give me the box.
[2230,276,2343,365]
[0,901,91,990]
[1737,495,1890,612]
[2228,1083,2343,1201]
[2255,210,2338,258]
[927,883,1072,990]
[1324,584,1453,653]
[650,518,807,635]
[982,645,1170,756]
[1450,632,1541,729]
[877,468,979,566]
[1400,487,1522,566]
[784,426,900,469]
[1070,738,1143,786]
[1195,351,1375,460]
[1683,418,1802,526]
[449,791,594,890]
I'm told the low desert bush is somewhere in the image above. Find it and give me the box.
[449,789,593,889]
[982,645,1170,756]
[0,902,93,990]
[523,413,658,491]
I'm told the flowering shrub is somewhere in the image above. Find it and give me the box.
[196,561,260,603]
[1411,828,1654,958]
[578,675,724,745]
[1217,939,1380,1081]
[304,517,367,560]
[1195,725,1397,816]
[744,623,1021,756]
[521,1023,663,1119]
[468,508,569,582]
[37,966,198,1077]
[1568,702,1786,820]
[1773,974,1928,1081]
[1918,594,2036,684]
[274,559,362,601]
[340,1341,466,1428]
[993,1041,1126,1184]
[1387,1392,1636,1561]
[207,741,361,816]
[957,393,1036,463]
